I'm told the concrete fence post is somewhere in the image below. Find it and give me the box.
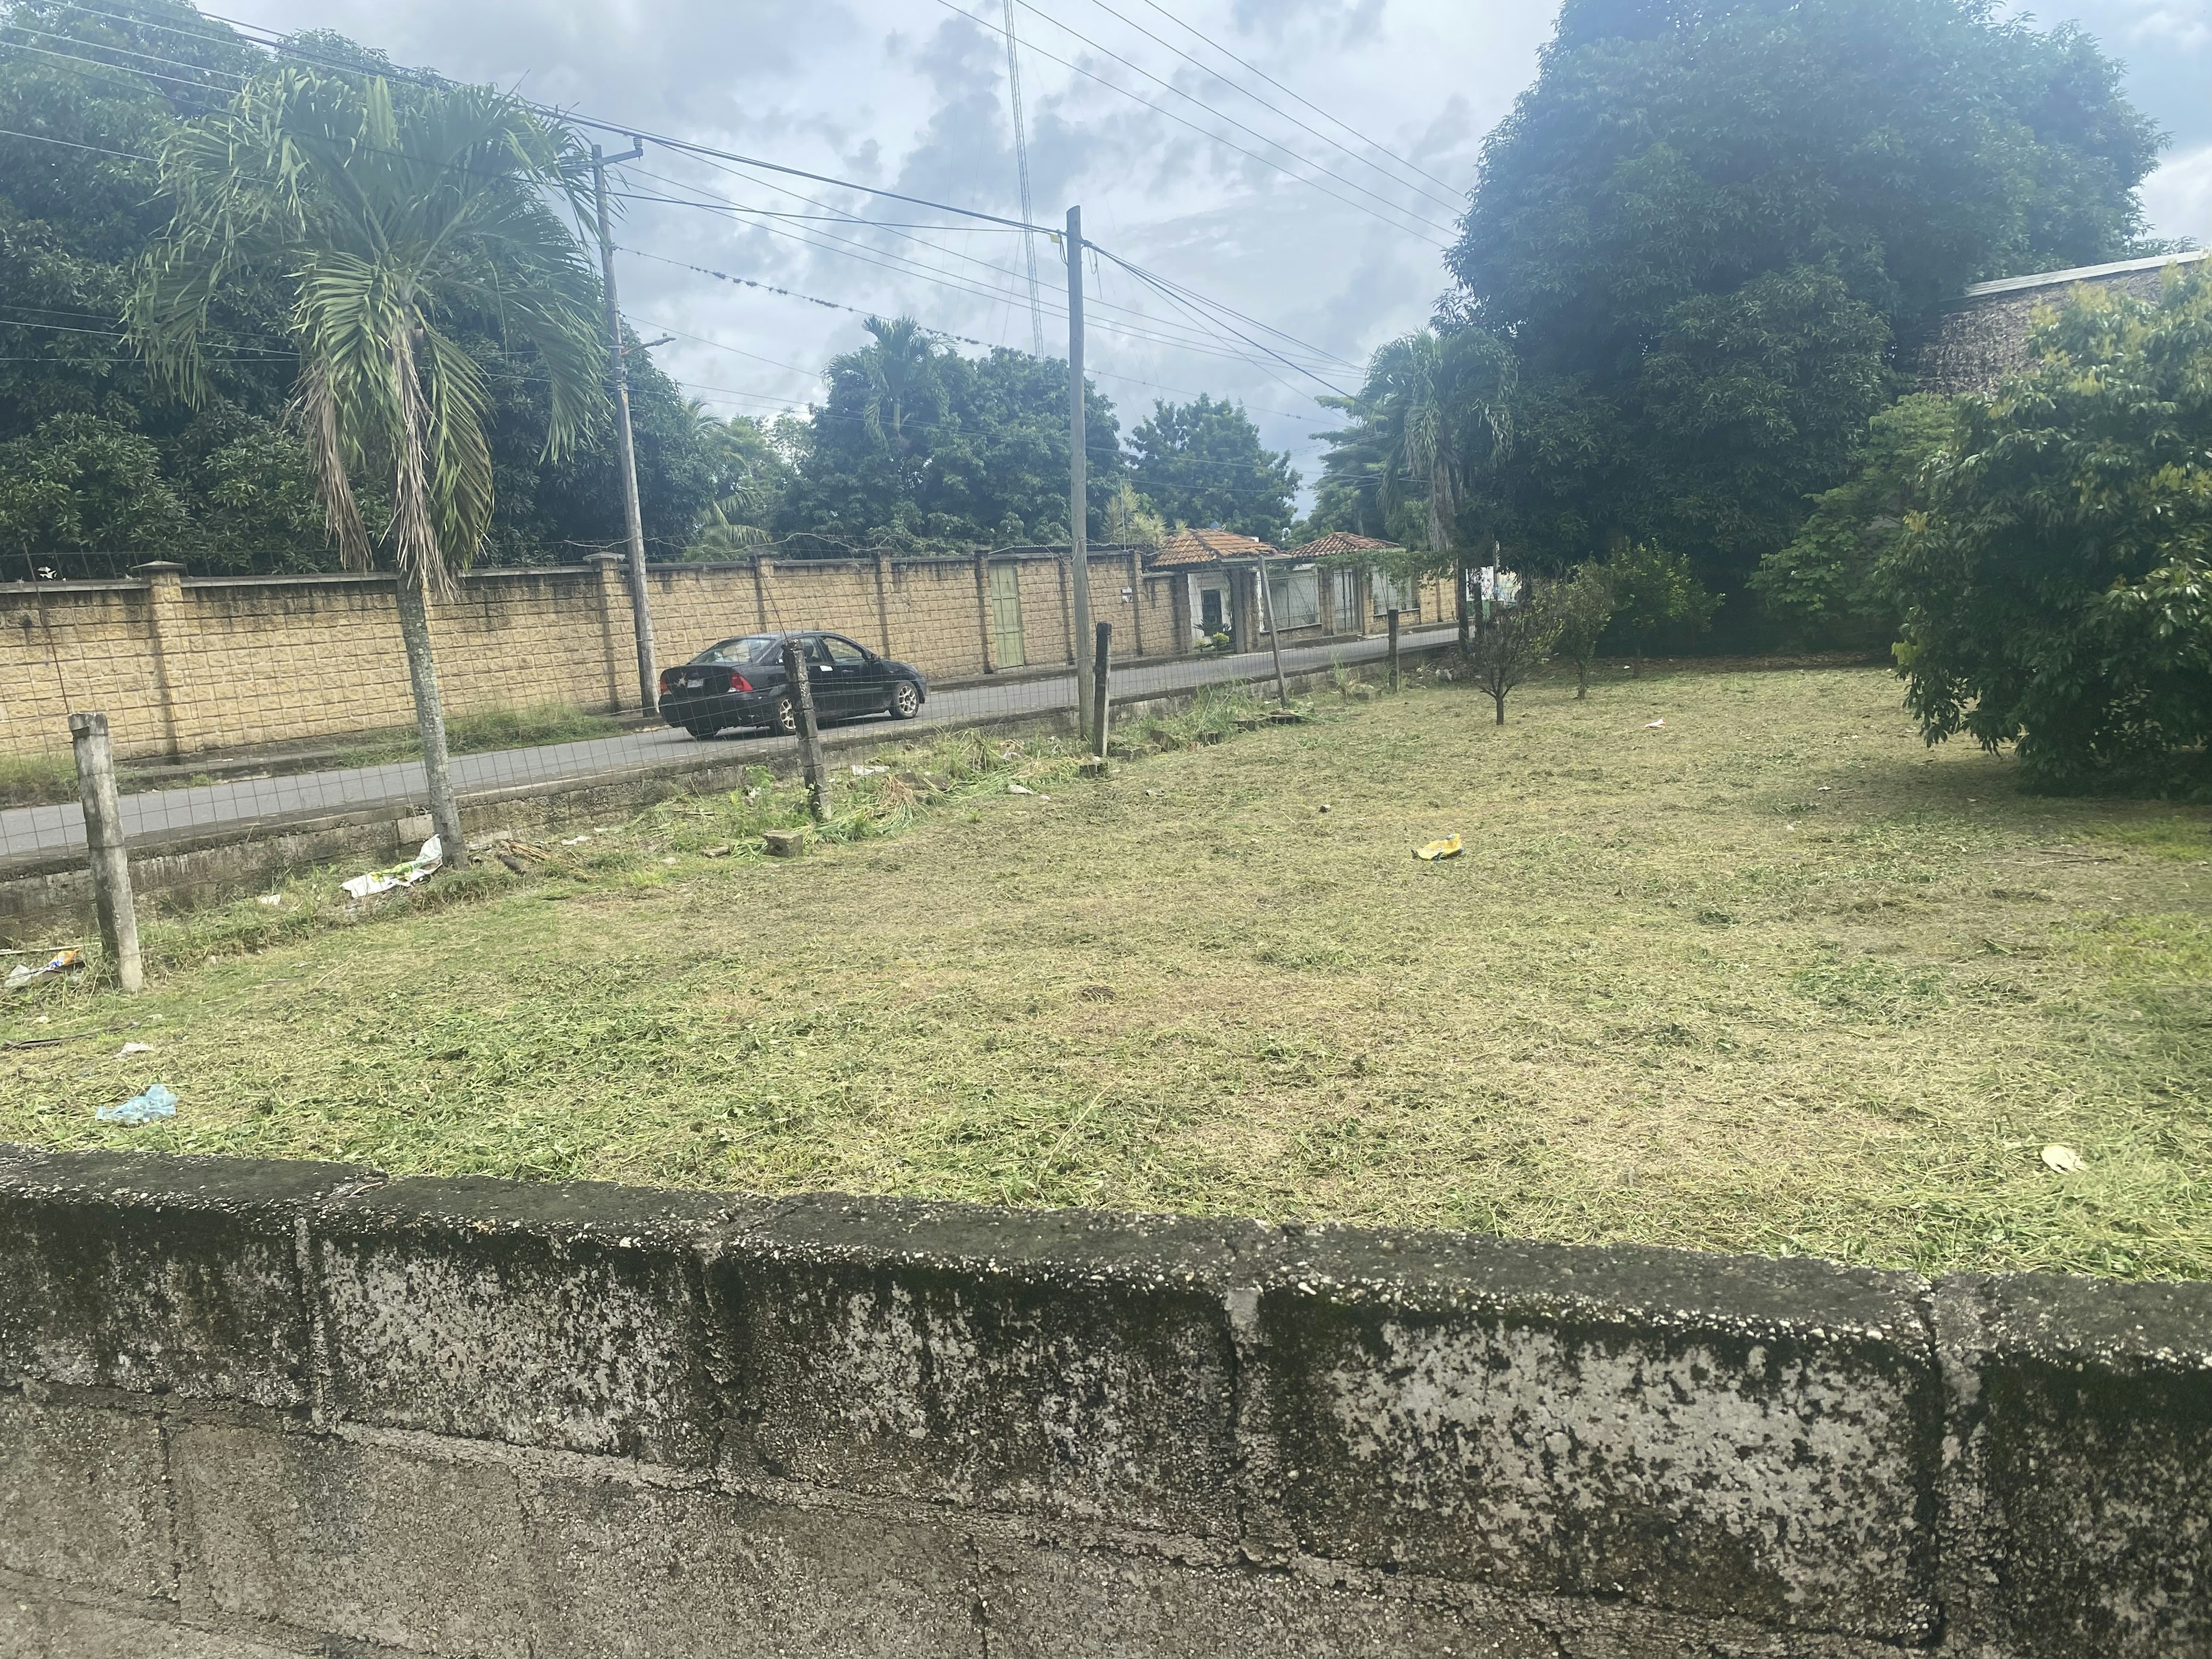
[585,552,630,714]
[131,561,190,762]
[1388,609,1401,694]
[67,712,143,994]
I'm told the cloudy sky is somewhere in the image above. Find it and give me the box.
[234,0,2212,497]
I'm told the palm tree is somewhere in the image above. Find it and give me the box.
[1364,329,1514,654]
[857,316,942,452]
[128,69,605,867]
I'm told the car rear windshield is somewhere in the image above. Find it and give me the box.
[691,637,782,666]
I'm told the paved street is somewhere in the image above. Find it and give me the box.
[1,626,1453,860]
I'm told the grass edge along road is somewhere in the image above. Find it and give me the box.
[4,663,2207,1282]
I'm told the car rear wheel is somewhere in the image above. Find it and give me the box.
[888,679,920,719]
[684,719,721,740]
[768,695,798,736]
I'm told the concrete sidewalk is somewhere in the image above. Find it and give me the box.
[1,626,1453,861]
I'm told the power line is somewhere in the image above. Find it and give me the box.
[1055,0,1465,213]
[618,160,1340,374]
[1127,0,1469,200]
[927,0,1454,247]
[1007,0,1461,228]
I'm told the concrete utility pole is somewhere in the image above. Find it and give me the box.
[1065,205,1093,741]
[68,713,142,994]
[591,141,660,716]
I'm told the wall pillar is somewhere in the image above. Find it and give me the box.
[586,552,630,713]
[973,555,996,675]
[1055,554,1075,665]
[873,552,895,656]
[756,556,784,633]
[1169,573,1192,656]
[1126,551,1146,659]
[130,561,189,761]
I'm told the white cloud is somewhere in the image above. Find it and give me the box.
[2142,143,2212,246]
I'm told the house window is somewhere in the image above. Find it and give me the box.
[1267,567,1320,630]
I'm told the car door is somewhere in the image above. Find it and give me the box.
[819,634,885,716]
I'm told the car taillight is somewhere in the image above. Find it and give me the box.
[726,674,752,692]
[659,669,676,690]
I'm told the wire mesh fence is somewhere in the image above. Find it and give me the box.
[0,548,1458,927]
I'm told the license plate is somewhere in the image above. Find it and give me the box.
[684,676,704,688]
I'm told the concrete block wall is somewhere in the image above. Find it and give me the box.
[2,1146,2206,1658]
[0,549,1190,765]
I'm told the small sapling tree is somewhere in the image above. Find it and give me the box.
[1464,578,1564,724]
[1554,562,1616,697]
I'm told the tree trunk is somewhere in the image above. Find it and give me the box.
[1455,554,1471,657]
[1492,690,1506,725]
[1575,658,1589,699]
[1631,649,1643,679]
[393,576,469,871]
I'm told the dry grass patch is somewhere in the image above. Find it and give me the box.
[5,664,2207,1279]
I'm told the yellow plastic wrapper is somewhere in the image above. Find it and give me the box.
[1413,834,1463,862]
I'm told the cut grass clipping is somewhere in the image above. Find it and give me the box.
[5,665,2207,1282]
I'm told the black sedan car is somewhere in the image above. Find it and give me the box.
[657,631,929,738]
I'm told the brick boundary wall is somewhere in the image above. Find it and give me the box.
[0,1147,2206,1658]
[0,551,1447,768]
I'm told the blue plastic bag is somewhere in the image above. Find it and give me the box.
[97,1083,176,1126]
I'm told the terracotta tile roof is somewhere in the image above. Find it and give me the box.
[1152,527,1283,567]
[1288,531,1400,559]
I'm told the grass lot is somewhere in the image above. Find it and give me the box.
[4,664,2207,1280]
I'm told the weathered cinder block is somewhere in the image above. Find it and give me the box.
[520,1470,984,1658]
[312,1175,739,1464]
[0,1593,313,1658]
[0,1147,372,1408]
[1937,1271,2212,1658]
[976,1543,1544,1659]
[0,1391,173,1603]
[708,1195,1257,1535]
[171,1422,535,1658]
[1246,1228,1940,1644]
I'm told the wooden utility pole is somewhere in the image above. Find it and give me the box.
[591,141,660,716]
[68,713,142,993]
[1387,608,1402,693]
[1066,205,1093,742]
[780,639,830,822]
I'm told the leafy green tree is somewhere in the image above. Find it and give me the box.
[130,67,605,861]
[1100,477,1166,549]
[0,1,710,572]
[1127,394,1297,544]
[681,407,789,557]
[775,324,1119,552]
[1888,269,2212,793]
[1317,329,1514,653]
[1752,394,1955,648]
[1604,540,1720,673]
[1448,0,2162,588]
[1552,561,1616,698]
